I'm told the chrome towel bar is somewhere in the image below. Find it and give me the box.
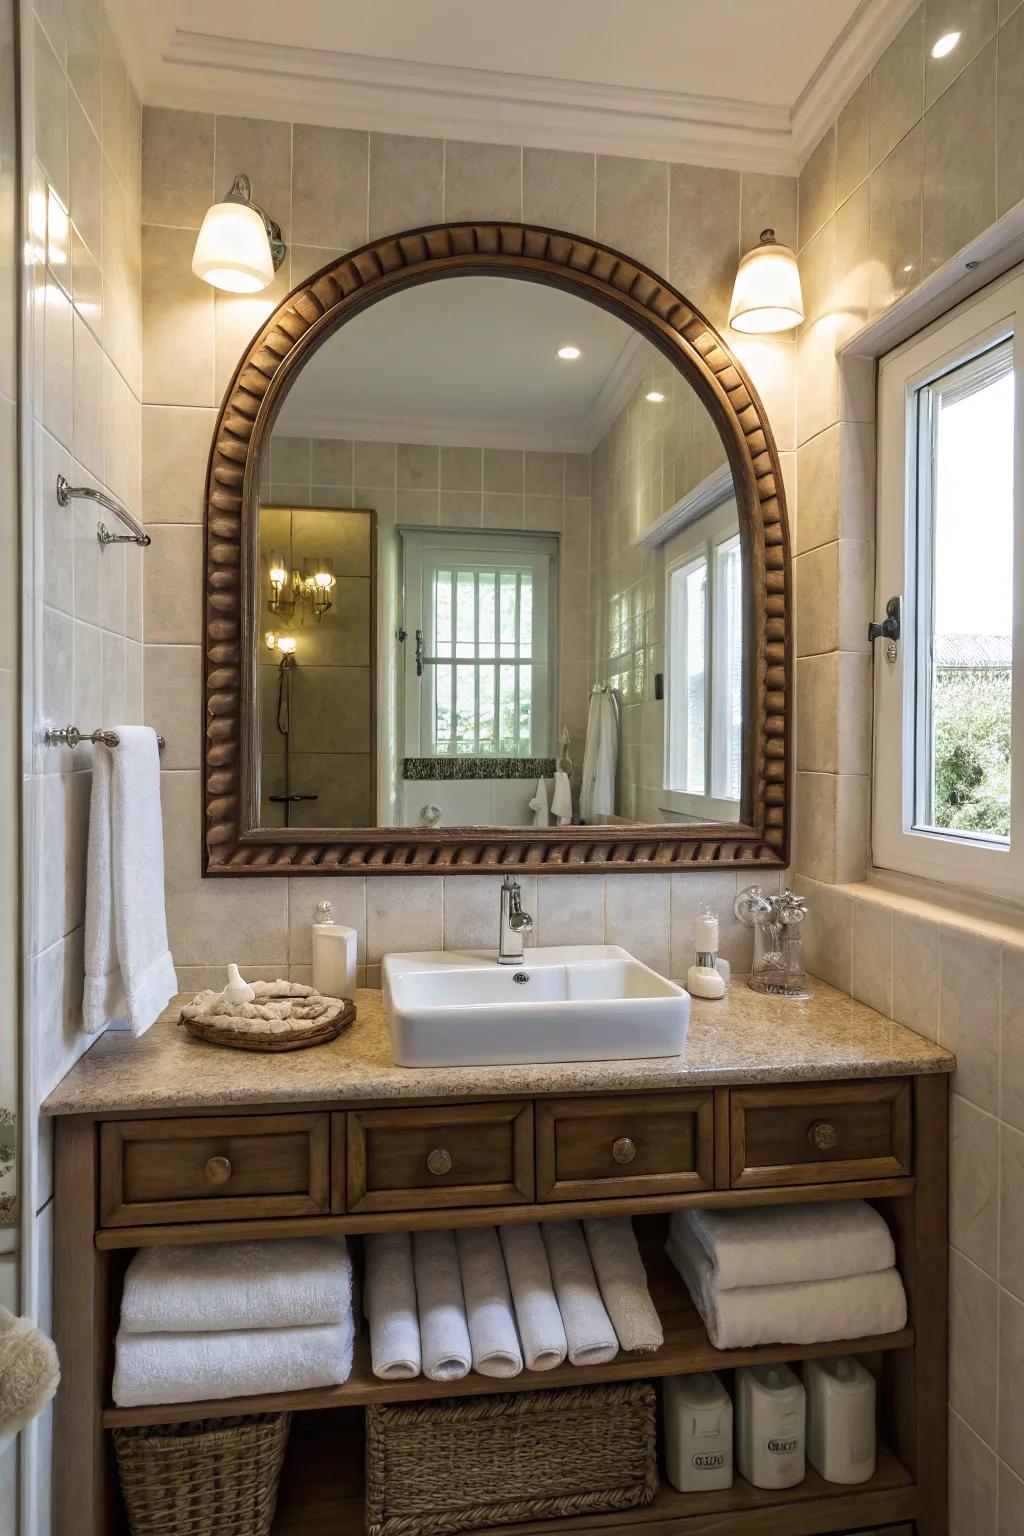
[56,474,151,547]
[45,725,166,750]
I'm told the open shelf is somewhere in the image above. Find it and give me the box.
[102,1239,913,1429]
[272,1413,918,1536]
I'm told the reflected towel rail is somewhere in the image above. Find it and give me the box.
[45,725,165,750]
[56,474,151,547]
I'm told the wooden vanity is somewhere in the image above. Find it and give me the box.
[47,981,953,1536]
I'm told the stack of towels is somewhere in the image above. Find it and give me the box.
[365,1217,663,1382]
[666,1200,907,1350]
[112,1238,354,1407]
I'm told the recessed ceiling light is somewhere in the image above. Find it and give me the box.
[931,30,960,58]
[645,391,666,403]
[557,345,581,360]
[902,263,914,274]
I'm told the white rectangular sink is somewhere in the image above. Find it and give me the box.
[383,945,690,1067]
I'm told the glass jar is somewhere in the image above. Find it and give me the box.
[734,887,812,998]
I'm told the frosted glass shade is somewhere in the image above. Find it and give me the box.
[192,201,274,293]
[729,235,804,334]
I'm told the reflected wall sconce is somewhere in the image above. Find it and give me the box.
[266,554,335,621]
[192,173,286,293]
[728,228,804,334]
[266,631,297,658]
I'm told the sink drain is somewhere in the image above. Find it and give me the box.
[512,971,529,984]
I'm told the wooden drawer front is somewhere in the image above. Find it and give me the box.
[100,1114,331,1226]
[729,1080,912,1189]
[346,1102,534,1213]
[536,1092,715,1201]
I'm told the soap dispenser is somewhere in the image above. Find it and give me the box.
[736,1363,806,1489]
[312,901,358,999]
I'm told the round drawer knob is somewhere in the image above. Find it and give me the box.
[203,1155,232,1185]
[426,1147,453,1176]
[612,1136,637,1165]
[808,1120,839,1152]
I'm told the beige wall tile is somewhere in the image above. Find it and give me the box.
[670,871,756,978]
[950,1247,999,1441]
[215,115,292,240]
[34,19,68,205]
[142,405,215,524]
[798,126,836,249]
[598,155,668,276]
[730,334,795,454]
[213,260,290,400]
[605,872,669,975]
[941,927,1000,1113]
[796,316,841,444]
[794,772,838,887]
[287,877,365,966]
[837,539,873,654]
[72,312,103,478]
[440,445,481,492]
[794,874,852,991]
[443,874,538,952]
[397,442,439,489]
[68,92,101,260]
[835,78,870,203]
[523,147,595,236]
[439,490,481,526]
[142,225,215,406]
[100,629,126,723]
[667,161,738,327]
[796,653,838,772]
[923,41,997,275]
[997,5,1024,214]
[1002,944,1024,1131]
[42,275,73,451]
[369,132,443,240]
[288,244,344,286]
[839,353,876,426]
[292,125,368,248]
[869,125,924,313]
[141,107,214,229]
[102,354,140,513]
[998,1460,1024,1536]
[311,438,353,487]
[837,651,872,775]
[366,875,443,961]
[950,1093,1000,1272]
[891,909,940,1038]
[999,1288,1024,1477]
[795,541,839,656]
[925,0,997,106]
[100,9,129,189]
[534,874,605,947]
[739,172,797,253]
[851,895,892,1014]
[143,645,201,769]
[949,1410,998,1535]
[354,439,396,487]
[144,523,203,644]
[869,7,924,170]
[795,425,838,554]
[483,447,524,493]
[1000,1122,1024,1300]
[834,771,870,884]
[443,140,521,222]
[67,0,101,133]
[525,451,563,495]
[833,181,871,339]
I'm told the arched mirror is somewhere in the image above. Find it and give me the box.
[203,224,790,874]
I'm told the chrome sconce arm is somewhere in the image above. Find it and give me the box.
[224,173,286,273]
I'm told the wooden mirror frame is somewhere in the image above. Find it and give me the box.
[203,222,791,877]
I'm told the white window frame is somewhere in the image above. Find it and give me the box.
[400,529,556,759]
[874,262,1024,900]
[661,495,743,822]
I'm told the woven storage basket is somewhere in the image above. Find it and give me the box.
[365,1382,657,1536]
[113,1412,291,1536]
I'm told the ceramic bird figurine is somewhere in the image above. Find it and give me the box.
[222,963,256,1005]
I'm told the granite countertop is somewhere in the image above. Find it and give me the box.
[42,979,954,1116]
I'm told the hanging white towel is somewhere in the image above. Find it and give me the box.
[670,1202,896,1292]
[413,1230,472,1382]
[528,777,550,828]
[550,770,573,825]
[112,1320,353,1407]
[499,1223,567,1372]
[365,1231,421,1381]
[541,1221,619,1367]
[83,729,176,1035]
[583,1218,663,1354]
[580,688,619,822]
[455,1227,523,1378]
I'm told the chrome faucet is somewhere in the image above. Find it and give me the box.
[498,875,534,965]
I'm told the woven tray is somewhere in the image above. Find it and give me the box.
[113,1413,291,1536]
[179,980,356,1052]
[365,1382,658,1536]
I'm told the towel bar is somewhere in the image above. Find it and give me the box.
[56,475,151,547]
[45,725,166,750]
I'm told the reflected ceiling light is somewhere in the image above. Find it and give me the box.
[645,390,666,403]
[728,228,804,334]
[557,344,581,359]
[931,30,960,58]
[192,173,286,293]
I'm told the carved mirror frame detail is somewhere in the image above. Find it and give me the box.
[203,223,790,876]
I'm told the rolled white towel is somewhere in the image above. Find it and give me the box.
[671,1201,895,1291]
[499,1224,567,1372]
[112,1320,353,1407]
[365,1231,421,1381]
[455,1227,523,1378]
[583,1217,663,1354]
[541,1221,618,1367]
[119,1237,352,1334]
[667,1228,908,1351]
[413,1230,472,1382]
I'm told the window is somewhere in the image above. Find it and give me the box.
[874,264,1024,898]
[401,530,555,758]
[662,497,743,820]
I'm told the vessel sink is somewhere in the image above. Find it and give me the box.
[382,945,690,1067]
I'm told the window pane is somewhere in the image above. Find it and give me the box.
[434,570,452,657]
[685,562,707,794]
[915,337,1014,840]
[712,536,743,802]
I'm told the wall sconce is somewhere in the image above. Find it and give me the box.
[192,174,286,293]
[728,228,804,334]
[266,631,297,658]
[302,557,335,620]
[266,555,335,621]
[267,552,296,620]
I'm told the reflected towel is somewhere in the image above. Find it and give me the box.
[112,1321,353,1407]
[550,770,573,825]
[529,778,550,828]
[670,1201,896,1290]
[413,1230,472,1382]
[365,1231,421,1381]
[580,688,619,822]
[541,1221,618,1367]
[583,1217,663,1354]
[500,1224,567,1372]
[456,1227,523,1378]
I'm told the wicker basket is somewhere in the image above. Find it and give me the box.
[365,1383,657,1536]
[113,1413,291,1536]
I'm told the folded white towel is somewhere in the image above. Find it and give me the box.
[583,1218,663,1354]
[541,1221,618,1367]
[550,770,573,825]
[499,1224,567,1372]
[456,1227,523,1378]
[119,1238,351,1334]
[667,1229,907,1351]
[413,1230,472,1382]
[529,778,550,828]
[83,729,176,1035]
[364,1232,421,1381]
[671,1201,896,1291]
[112,1321,353,1407]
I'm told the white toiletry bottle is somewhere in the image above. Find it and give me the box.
[311,901,358,999]
[804,1356,876,1484]
[736,1364,806,1489]
[662,1372,733,1492]
[687,905,726,999]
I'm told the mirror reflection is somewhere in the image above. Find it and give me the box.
[256,276,746,831]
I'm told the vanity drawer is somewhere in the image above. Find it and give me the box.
[535,1092,715,1200]
[99,1113,331,1226]
[729,1080,912,1189]
[346,1102,534,1212]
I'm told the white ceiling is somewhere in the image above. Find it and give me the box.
[274,276,666,453]
[107,0,920,173]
